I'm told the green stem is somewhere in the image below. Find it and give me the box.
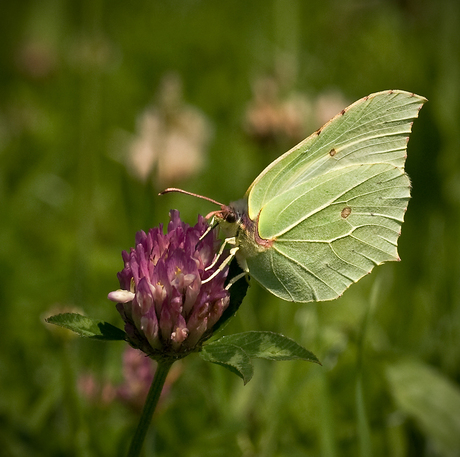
[127,359,174,457]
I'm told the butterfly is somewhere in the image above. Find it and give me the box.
[161,90,426,303]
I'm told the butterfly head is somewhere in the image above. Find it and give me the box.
[212,199,248,238]
[158,187,249,238]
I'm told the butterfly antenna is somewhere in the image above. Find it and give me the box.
[159,188,224,207]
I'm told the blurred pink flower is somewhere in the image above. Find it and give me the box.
[78,346,182,412]
[116,346,182,410]
[15,40,58,79]
[78,373,116,405]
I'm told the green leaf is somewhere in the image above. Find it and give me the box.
[45,313,126,341]
[212,331,321,363]
[201,331,320,383]
[386,359,460,456]
[200,343,254,385]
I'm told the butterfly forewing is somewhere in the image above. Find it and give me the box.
[246,90,426,221]
[258,163,409,239]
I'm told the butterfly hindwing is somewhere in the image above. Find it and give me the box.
[246,163,410,302]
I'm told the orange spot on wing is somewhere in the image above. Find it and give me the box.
[341,206,352,218]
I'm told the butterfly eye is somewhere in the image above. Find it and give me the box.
[225,212,237,224]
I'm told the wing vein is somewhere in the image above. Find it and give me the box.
[273,244,342,296]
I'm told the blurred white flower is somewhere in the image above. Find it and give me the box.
[244,76,311,144]
[127,73,212,188]
[314,90,350,127]
[244,76,349,145]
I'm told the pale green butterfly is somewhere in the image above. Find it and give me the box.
[161,90,426,303]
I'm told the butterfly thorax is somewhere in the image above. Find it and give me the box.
[214,199,247,238]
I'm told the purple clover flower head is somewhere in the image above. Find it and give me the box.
[108,210,230,359]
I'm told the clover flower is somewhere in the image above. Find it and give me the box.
[108,210,230,359]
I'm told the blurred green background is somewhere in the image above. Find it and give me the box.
[2,0,460,456]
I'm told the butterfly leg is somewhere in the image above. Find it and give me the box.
[202,246,239,284]
[195,217,219,251]
[199,216,217,242]
[205,236,237,272]
[225,270,248,290]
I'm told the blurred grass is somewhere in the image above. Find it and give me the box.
[1,0,460,456]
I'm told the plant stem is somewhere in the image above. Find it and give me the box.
[127,359,174,457]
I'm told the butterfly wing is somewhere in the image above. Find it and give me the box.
[244,90,426,302]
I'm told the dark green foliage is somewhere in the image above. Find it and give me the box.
[201,331,320,384]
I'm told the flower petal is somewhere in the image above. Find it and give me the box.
[108,289,135,303]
